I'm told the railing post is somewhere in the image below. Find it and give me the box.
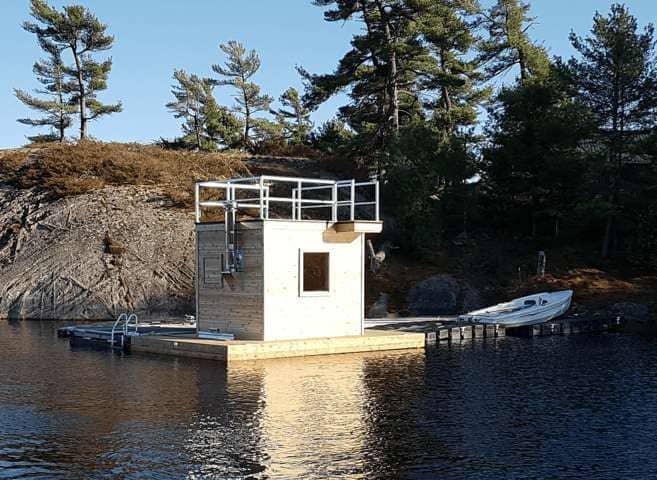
[265,186,270,219]
[297,181,302,220]
[194,183,201,223]
[375,180,380,222]
[350,179,355,221]
[332,183,338,222]
[259,177,264,220]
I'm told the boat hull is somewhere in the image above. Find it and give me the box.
[460,291,573,327]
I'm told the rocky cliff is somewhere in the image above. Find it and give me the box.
[0,184,195,320]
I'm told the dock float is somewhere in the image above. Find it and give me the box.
[504,316,625,338]
[130,330,425,362]
[369,315,626,345]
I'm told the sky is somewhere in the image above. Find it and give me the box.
[0,0,655,148]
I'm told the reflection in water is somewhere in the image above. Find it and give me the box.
[185,350,425,479]
[2,321,657,479]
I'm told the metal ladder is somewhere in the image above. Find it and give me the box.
[109,313,139,349]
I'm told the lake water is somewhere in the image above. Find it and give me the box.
[1,321,657,479]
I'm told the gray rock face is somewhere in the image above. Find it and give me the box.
[407,275,460,315]
[407,274,484,316]
[0,184,195,320]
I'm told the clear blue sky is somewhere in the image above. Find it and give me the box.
[0,0,655,148]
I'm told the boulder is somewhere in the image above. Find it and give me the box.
[407,275,458,315]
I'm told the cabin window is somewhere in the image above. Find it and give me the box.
[301,252,330,294]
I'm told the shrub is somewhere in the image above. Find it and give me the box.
[0,141,250,207]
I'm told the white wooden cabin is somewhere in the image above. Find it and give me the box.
[194,175,382,341]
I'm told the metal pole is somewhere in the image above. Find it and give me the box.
[297,181,302,220]
[259,177,264,220]
[332,183,338,222]
[350,179,355,221]
[375,180,380,222]
[265,186,270,219]
[194,183,201,223]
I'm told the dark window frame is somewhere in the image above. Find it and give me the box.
[300,250,330,296]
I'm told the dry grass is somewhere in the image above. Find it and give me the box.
[518,267,657,308]
[0,141,250,206]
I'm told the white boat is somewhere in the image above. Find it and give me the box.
[459,290,573,326]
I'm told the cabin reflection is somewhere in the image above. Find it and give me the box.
[187,349,425,478]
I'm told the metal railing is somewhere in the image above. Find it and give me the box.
[109,313,138,348]
[195,175,380,224]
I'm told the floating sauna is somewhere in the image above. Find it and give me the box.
[194,175,383,341]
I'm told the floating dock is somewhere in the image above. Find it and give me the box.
[59,314,626,363]
[58,322,197,348]
[368,314,626,345]
[130,330,425,362]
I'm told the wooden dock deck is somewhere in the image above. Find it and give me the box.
[130,329,425,362]
[58,314,626,363]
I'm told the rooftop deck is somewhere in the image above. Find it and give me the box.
[195,174,380,223]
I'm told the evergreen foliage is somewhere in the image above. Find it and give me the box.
[482,70,595,238]
[271,87,312,145]
[166,70,241,151]
[212,41,273,151]
[478,0,550,83]
[22,0,122,140]
[14,46,75,143]
[566,3,657,256]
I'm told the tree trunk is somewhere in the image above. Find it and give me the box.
[56,65,66,143]
[439,49,454,132]
[374,0,399,132]
[518,48,528,84]
[71,47,87,140]
[241,78,251,150]
[194,115,202,150]
[359,0,386,175]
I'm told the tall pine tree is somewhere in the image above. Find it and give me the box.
[23,0,122,140]
[567,4,657,256]
[167,69,241,151]
[271,87,312,145]
[300,0,431,169]
[212,41,273,150]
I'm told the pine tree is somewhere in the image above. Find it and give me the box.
[300,0,432,168]
[167,70,241,151]
[310,118,354,154]
[15,46,75,143]
[413,0,489,134]
[205,103,243,150]
[23,0,122,140]
[271,87,312,144]
[212,41,273,150]
[478,0,550,84]
[482,71,594,238]
[567,4,657,256]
